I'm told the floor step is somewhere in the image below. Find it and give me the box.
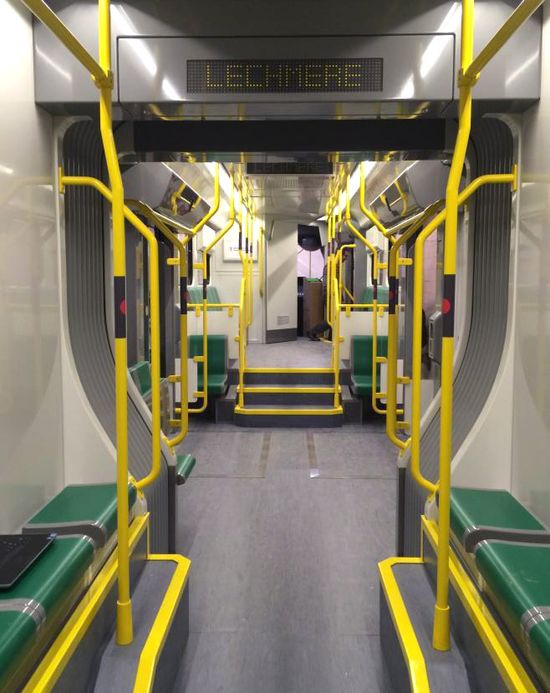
[241,385,337,406]
[244,368,335,386]
[234,404,344,428]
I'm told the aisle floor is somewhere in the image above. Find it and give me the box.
[175,421,396,693]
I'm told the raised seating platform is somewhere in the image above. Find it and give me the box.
[0,479,192,692]
[0,536,95,692]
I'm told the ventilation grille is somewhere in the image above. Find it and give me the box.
[247,162,333,176]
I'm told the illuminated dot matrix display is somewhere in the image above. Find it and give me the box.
[187,58,383,94]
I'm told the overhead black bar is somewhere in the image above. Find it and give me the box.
[133,119,446,153]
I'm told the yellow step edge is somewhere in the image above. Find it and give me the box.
[239,386,339,394]
[234,406,343,416]
[23,515,149,693]
[133,554,191,693]
[244,367,335,374]
[378,557,430,692]
[421,516,537,693]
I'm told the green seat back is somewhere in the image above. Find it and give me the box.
[360,285,389,309]
[128,361,151,396]
[188,285,222,311]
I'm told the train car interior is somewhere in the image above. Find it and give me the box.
[1,0,549,690]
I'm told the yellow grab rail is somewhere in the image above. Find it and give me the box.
[359,162,396,244]
[20,0,108,85]
[462,0,544,85]
[345,178,397,424]
[409,174,516,497]
[432,0,474,652]
[237,274,246,409]
[431,0,528,652]
[186,165,221,415]
[125,200,189,449]
[61,177,163,496]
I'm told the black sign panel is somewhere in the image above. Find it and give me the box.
[187,58,383,94]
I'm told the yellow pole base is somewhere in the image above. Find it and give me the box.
[116,599,134,645]
[432,604,451,651]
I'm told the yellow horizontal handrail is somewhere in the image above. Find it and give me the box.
[61,175,162,491]
[188,303,239,310]
[462,0,544,85]
[20,0,108,85]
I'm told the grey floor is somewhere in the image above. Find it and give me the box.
[174,420,397,693]
[247,338,332,368]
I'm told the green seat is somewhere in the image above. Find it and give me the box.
[475,541,550,690]
[0,536,94,691]
[350,335,388,397]
[129,360,152,397]
[450,487,550,553]
[360,285,389,309]
[189,334,228,396]
[176,454,197,485]
[23,483,137,548]
[188,285,222,311]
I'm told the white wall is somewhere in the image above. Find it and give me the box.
[512,4,550,522]
[266,219,299,335]
[0,0,64,531]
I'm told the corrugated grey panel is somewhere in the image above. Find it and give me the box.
[404,117,514,555]
[63,121,169,552]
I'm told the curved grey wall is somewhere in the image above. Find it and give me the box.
[63,120,169,552]
[403,117,514,555]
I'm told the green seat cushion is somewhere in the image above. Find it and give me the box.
[24,483,137,548]
[450,487,547,552]
[129,361,152,396]
[360,285,389,308]
[351,374,373,395]
[189,334,228,395]
[197,373,227,395]
[475,541,550,689]
[176,454,197,484]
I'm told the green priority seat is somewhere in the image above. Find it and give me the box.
[176,454,197,485]
[129,360,152,397]
[350,335,388,396]
[188,334,228,396]
[23,483,137,549]
[360,285,389,309]
[188,285,222,311]
[449,487,550,553]
[0,536,94,692]
[475,541,550,690]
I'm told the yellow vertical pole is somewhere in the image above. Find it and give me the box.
[432,0,474,652]
[97,0,132,645]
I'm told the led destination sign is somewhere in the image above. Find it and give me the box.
[187,58,383,94]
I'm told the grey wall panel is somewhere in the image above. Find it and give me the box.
[403,117,514,555]
[63,120,169,552]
